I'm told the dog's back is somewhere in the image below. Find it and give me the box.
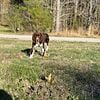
[32,32,49,45]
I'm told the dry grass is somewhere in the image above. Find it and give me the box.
[0,25,100,38]
[49,27,100,38]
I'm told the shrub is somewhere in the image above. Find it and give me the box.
[6,0,53,33]
[6,5,24,33]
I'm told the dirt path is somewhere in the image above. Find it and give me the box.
[0,34,100,43]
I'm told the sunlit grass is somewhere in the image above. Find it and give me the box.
[0,25,12,33]
[0,39,100,99]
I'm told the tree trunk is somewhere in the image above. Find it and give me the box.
[0,0,10,24]
[89,0,93,25]
[56,0,60,32]
[74,0,78,20]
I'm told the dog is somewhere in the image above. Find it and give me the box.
[30,32,49,58]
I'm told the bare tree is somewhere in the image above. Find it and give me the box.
[56,0,61,32]
[89,0,93,25]
[0,0,10,24]
[74,0,78,20]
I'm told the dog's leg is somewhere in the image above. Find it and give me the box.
[30,44,37,58]
[45,43,48,53]
[30,47,35,59]
[40,43,45,56]
[43,43,48,57]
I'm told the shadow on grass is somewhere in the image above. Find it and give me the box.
[0,89,12,100]
[21,48,42,57]
[21,48,31,56]
[41,61,100,100]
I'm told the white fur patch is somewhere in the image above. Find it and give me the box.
[29,54,33,59]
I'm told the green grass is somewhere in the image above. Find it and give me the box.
[0,39,100,100]
[0,25,12,33]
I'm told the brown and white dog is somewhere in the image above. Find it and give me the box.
[30,32,49,58]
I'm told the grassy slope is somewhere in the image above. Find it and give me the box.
[0,25,12,33]
[0,39,100,99]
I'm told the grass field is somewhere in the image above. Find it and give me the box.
[0,39,100,100]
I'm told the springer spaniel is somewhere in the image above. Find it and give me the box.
[30,32,49,58]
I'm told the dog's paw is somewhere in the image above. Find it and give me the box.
[43,53,49,59]
[29,55,33,59]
